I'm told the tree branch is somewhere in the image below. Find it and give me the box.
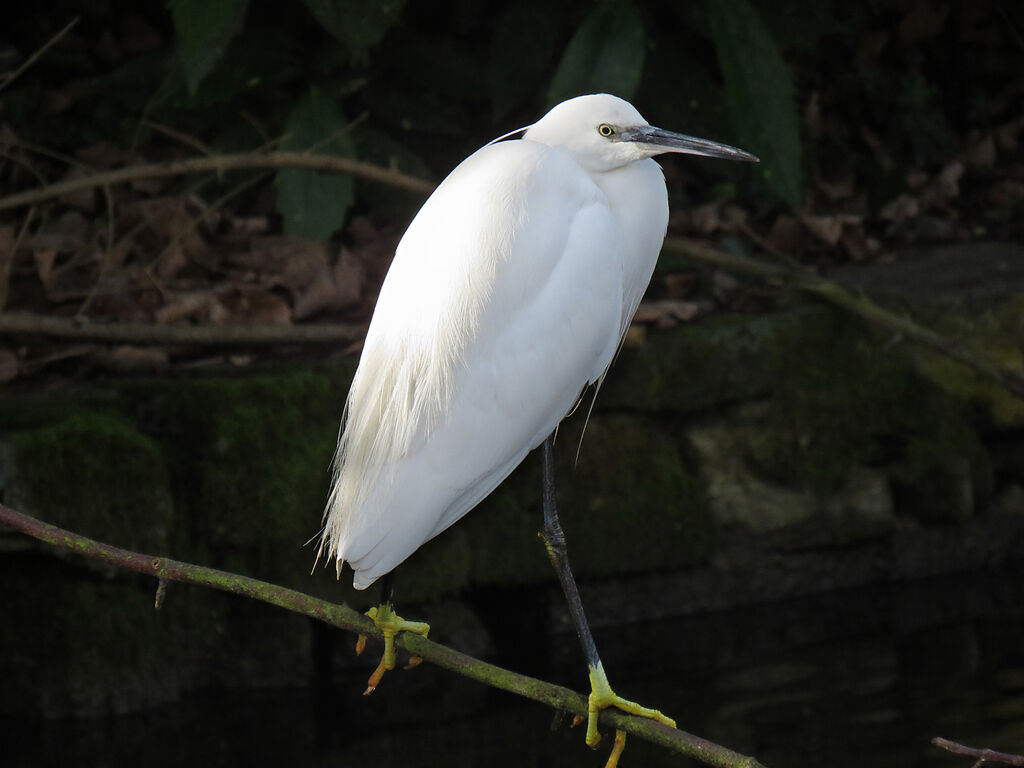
[0,311,365,346]
[0,501,766,768]
[663,238,1024,399]
[932,737,1024,766]
[0,150,435,214]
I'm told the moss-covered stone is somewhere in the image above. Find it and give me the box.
[0,270,1016,717]
[8,409,173,553]
[0,554,312,716]
[746,315,990,519]
[600,306,831,415]
[118,364,351,587]
[559,414,711,576]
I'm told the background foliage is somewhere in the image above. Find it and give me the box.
[1,0,1021,239]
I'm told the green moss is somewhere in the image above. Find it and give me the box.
[561,414,712,576]
[748,316,990,510]
[10,409,173,552]
[120,363,352,586]
[601,307,829,414]
[916,338,1024,428]
[461,463,551,587]
[0,554,311,715]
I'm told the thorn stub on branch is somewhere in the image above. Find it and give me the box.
[154,578,167,609]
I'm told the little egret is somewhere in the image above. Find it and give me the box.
[319,93,757,766]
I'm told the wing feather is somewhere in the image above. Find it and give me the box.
[320,140,623,588]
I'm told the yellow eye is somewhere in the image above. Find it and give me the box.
[598,124,615,137]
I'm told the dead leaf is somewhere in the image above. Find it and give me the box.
[622,324,646,349]
[712,270,740,304]
[0,225,15,310]
[859,124,893,171]
[93,346,169,373]
[815,176,856,202]
[0,346,19,382]
[880,194,920,222]
[269,237,330,290]
[129,176,169,196]
[219,289,292,325]
[0,124,18,149]
[32,249,56,292]
[632,300,704,328]
[804,91,822,139]
[988,178,1024,208]
[292,256,362,320]
[687,203,724,235]
[934,160,964,202]
[899,0,950,46]
[840,227,881,262]
[55,167,98,211]
[18,345,95,377]
[120,14,163,54]
[800,215,844,245]
[968,134,996,168]
[119,197,208,265]
[343,217,401,288]
[766,214,804,253]
[76,141,133,169]
[995,117,1024,151]
[155,291,226,325]
[227,216,271,237]
[154,243,188,280]
[906,169,929,189]
[856,29,889,68]
[663,272,698,299]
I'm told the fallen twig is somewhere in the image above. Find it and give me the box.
[663,238,1024,399]
[0,501,766,768]
[932,737,1024,766]
[0,150,434,214]
[0,311,365,346]
[0,17,79,95]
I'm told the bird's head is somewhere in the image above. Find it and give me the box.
[523,93,758,172]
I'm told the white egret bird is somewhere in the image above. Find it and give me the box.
[319,93,757,766]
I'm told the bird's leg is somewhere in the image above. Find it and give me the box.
[537,433,675,767]
[355,573,430,695]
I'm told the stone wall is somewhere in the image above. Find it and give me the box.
[2,244,1023,716]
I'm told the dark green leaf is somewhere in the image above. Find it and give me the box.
[274,88,356,240]
[353,127,432,215]
[705,0,802,205]
[748,0,842,52]
[547,1,646,106]
[301,0,405,60]
[488,0,561,119]
[169,0,250,94]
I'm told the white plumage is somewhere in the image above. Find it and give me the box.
[319,94,756,589]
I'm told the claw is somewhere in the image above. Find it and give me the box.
[357,603,430,694]
[604,730,627,768]
[586,662,676,761]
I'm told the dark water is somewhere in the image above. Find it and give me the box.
[9,567,1024,768]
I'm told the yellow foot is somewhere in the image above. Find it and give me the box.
[355,603,429,695]
[586,662,676,768]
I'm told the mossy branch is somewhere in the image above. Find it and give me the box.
[663,238,1024,399]
[0,150,435,214]
[0,501,766,768]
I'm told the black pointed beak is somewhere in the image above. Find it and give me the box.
[617,125,759,163]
